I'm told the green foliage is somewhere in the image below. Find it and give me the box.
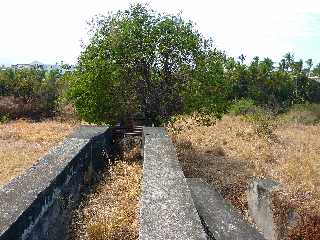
[0,114,9,124]
[312,63,320,76]
[229,100,277,138]
[6,5,314,124]
[0,66,64,118]
[228,99,278,138]
[67,4,205,125]
[228,99,258,115]
[184,49,230,118]
[224,53,320,113]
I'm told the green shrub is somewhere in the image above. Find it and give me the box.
[0,114,9,124]
[228,99,258,116]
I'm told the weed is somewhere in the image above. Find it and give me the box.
[0,114,9,124]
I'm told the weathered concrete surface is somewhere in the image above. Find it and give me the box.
[247,178,281,240]
[139,127,207,240]
[0,125,111,240]
[69,125,109,139]
[188,178,265,240]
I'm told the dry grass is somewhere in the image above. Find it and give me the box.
[280,103,320,125]
[71,146,142,240]
[0,119,76,186]
[167,113,320,239]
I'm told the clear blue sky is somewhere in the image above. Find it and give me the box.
[1,0,319,66]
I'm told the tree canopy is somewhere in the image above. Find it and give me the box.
[67,4,211,124]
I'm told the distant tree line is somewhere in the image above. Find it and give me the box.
[215,53,320,112]
[0,66,66,118]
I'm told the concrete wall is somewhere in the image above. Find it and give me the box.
[0,126,112,240]
[139,127,207,240]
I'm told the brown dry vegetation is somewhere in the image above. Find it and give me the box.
[71,146,142,240]
[0,96,46,119]
[167,113,320,239]
[0,119,76,186]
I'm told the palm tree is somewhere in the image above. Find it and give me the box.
[284,52,294,71]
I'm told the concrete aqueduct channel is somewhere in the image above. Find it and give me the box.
[0,126,268,240]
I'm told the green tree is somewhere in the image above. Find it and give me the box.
[184,48,229,116]
[67,4,204,125]
[0,68,16,95]
[305,58,313,76]
[284,52,294,71]
[38,69,61,112]
[312,63,320,76]
[64,5,320,123]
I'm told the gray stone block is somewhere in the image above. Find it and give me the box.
[139,127,207,240]
[187,178,265,240]
[247,178,282,240]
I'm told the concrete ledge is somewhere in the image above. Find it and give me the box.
[139,127,207,240]
[187,178,265,240]
[0,125,111,240]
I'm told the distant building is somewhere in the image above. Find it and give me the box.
[11,63,33,69]
[11,61,65,72]
[29,60,43,68]
[309,76,320,83]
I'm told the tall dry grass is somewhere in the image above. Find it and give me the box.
[71,146,142,240]
[0,119,76,186]
[167,113,320,239]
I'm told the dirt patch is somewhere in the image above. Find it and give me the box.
[167,114,320,238]
[0,119,76,186]
[71,146,142,240]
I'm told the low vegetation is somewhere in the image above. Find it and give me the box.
[167,104,320,239]
[0,119,75,186]
[0,67,65,119]
[71,146,142,240]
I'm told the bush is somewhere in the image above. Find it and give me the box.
[0,67,63,119]
[0,96,47,120]
[0,114,9,124]
[228,99,259,116]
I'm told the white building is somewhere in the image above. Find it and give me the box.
[309,76,320,83]
[11,61,63,71]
